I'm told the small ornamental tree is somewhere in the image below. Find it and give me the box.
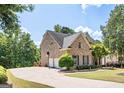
[92,43,109,65]
[59,53,74,70]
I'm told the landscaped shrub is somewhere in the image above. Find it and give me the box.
[105,62,124,68]
[77,65,89,70]
[112,63,124,68]
[97,65,102,68]
[0,66,7,84]
[102,65,106,67]
[83,65,89,69]
[0,66,6,72]
[76,65,99,70]
[0,57,10,69]
[59,53,74,70]
[90,65,98,69]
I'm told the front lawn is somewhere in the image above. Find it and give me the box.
[65,68,124,83]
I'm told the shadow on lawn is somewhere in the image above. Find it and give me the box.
[117,73,124,76]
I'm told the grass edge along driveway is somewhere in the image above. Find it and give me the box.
[7,70,53,88]
[65,69,124,83]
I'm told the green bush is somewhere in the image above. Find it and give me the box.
[77,65,89,70]
[59,53,74,70]
[0,66,6,72]
[59,57,66,67]
[77,65,99,70]
[0,57,10,69]
[0,66,7,84]
[90,65,98,69]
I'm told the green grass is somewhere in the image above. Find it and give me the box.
[65,69,124,83]
[7,70,53,88]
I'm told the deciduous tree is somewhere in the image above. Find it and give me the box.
[54,24,75,34]
[92,43,109,65]
[0,4,34,31]
[101,5,124,67]
[54,24,62,32]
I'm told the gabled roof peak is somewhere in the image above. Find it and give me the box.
[43,30,94,48]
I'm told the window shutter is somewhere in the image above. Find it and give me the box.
[83,55,84,65]
[87,55,89,64]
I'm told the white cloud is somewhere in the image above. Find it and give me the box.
[80,4,102,14]
[20,26,31,34]
[94,4,102,7]
[75,26,102,40]
[92,30,102,40]
[75,26,93,34]
[81,4,89,14]
[35,41,41,48]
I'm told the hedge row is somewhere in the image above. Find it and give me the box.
[106,63,124,68]
[0,66,7,84]
[76,65,102,70]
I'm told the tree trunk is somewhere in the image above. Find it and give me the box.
[119,55,123,68]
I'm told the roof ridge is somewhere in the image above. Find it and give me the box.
[45,30,94,48]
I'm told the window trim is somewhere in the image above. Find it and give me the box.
[79,42,81,48]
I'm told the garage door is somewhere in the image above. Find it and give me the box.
[49,58,60,68]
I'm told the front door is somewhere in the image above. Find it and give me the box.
[72,55,79,66]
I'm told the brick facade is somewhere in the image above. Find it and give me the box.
[40,32,65,66]
[67,34,93,65]
[40,31,93,67]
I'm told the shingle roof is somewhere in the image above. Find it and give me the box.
[84,32,95,43]
[46,30,94,48]
[63,32,80,48]
[47,30,69,47]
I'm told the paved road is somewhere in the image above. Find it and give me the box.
[9,67,124,88]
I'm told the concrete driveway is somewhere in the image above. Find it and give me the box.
[9,67,124,88]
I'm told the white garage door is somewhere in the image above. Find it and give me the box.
[49,59,54,67]
[49,58,60,68]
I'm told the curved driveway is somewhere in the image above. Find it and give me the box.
[9,67,124,88]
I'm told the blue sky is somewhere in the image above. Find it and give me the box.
[18,4,116,47]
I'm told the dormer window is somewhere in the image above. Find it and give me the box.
[79,42,81,48]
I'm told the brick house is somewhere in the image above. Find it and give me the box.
[40,30,95,68]
[101,53,118,65]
